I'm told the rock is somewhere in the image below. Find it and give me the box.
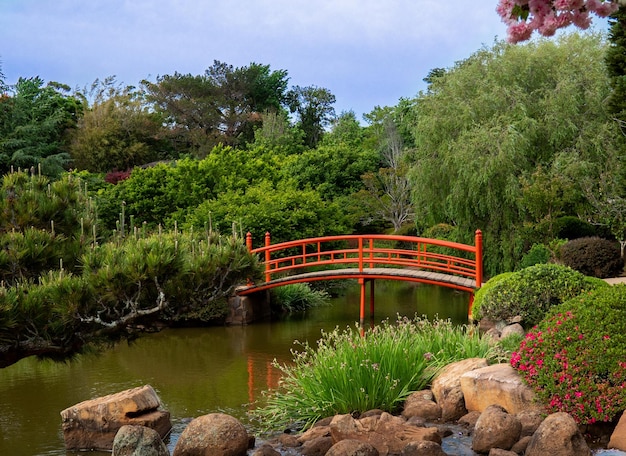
[251,443,280,456]
[500,323,524,339]
[510,435,532,454]
[60,385,171,451]
[279,432,301,447]
[458,411,481,429]
[431,358,488,422]
[400,440,448,455]
[172,413,248,456]
[472,405,521,453]
[402,399,441,421]
[488,449,517,456]
[609,410,626,451]
[301,436,333,456]
[298,424,331,445]
[329,413,441,455]
[460,363,539,414]
[112,425,169,456]
[326,439,379,456]
[516,409,543,437]
[525,412,591,456]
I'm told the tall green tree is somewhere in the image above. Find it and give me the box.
[69,78,172,172]
[606,7,626,131]
[406,33,621,273]
[0,77,83,177]
[287,85,336,148]
[142,61,289,156]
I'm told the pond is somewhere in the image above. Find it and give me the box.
[0,281,471,455]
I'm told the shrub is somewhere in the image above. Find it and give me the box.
[511,285,626,424]
[476,263,608,327]
[470,272,515,321]
[553,216,597,240]
[252,317,495,431]
[270,283,329,313]
[518,243,551,270]
[560,237,624,278]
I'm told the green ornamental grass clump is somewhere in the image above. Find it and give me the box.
[253,316,495,431]
[475,263,607,327]
[511,285,626,424]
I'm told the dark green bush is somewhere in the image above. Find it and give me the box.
[476,263,608,327]
[553,216,597,240]
[512,285,626,424]
[560,237,624,278]
[518,243,551,270]
[471,272,515,321]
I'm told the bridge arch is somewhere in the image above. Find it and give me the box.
[238,231,483,324]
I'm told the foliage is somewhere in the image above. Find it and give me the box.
[0,77,83,177]
[560,237,624,278]
[511,285,626,424]
[606,6,626,131]
[286,85,336,148]
[253,316,495,431]
[69,78,172,172]
[270,283,329,314]
[496,0,619,43]
[475,263,607,327]
[518,243,552,270]
[0,171,96,284]
[470,272,515,321]
[552,216,598,240]
[142,61,289,155]
[406,33,621,275]
[185,180,349,246]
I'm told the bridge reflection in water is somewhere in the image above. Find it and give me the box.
[239,231,483,330]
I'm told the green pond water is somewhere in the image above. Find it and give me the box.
[0,281,471,455]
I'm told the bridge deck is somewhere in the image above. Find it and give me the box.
[238,267,477,294]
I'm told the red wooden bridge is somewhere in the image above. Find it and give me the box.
[238,230,483,324]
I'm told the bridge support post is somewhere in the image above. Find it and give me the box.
[369,279,375,319]
[359,278,365,334]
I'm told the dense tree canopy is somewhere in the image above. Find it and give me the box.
[406,33,623,273]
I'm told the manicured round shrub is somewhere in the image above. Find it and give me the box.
[553,216,597,240]
[560,237,624,278]
[511,285,626,424]
[470,272,515,321]
[476,263,607,327]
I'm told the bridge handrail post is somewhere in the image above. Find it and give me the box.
[475,229,483,288]
[358,237,364,272]
[246,232,253,252]
[369,238,374,268]
[264,232,272,283]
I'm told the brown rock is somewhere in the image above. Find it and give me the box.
[458,411,481,429]
[60,385,171,451]
[251,443,281,456]
[172,413,248,456]
[400,440,447,455]
[510,435,532,454]
[488,449,517,456]
[516,409,544,437]
[525,412,591,456]
[401,397,442,422]
[298,424,331,444]
[112,425,168,456]
[326,439,379,456]
[301,436,333,456]
[432,359,489,422]
[472,405,521,453]
[279,432,300,447]
[500,323,524,339]
[609,410,626,451]
[460,363,539,414]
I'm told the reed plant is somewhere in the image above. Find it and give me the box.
[252,316,495,431]
[270,283,329,313]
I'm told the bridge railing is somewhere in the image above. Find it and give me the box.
[246,231,483,288]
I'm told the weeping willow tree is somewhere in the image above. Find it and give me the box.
[407,33,623,275]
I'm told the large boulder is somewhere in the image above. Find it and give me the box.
[401,390,442,422]
[172,413,249,456]
[525,412,591,456]
[60,385,171,451]
[431,358,488,422]
[471,404,521,453]
[112,425,169,456]
[609,410,626,451]
[460,363,539,414]
[326,439,379,456]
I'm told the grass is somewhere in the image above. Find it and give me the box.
[251,315,496,431]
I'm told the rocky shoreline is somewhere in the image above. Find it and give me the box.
[61,357,626,455]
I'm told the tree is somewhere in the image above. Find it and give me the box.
[406,33,621,273]
[142,61,289,156]
[287,85,336,148]
[497,0,621,43]
[606,6,626,131]
[0,77,83,177]
[69,78,172,172]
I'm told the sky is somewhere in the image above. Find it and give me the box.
[0,1,513,119]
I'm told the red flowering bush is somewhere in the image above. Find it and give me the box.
[511,285,626,424]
